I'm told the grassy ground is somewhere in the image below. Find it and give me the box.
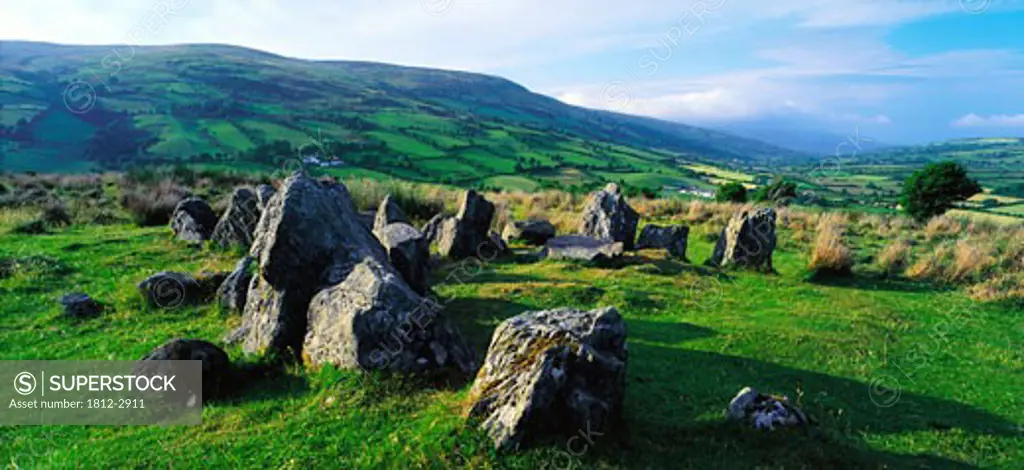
[1,204,1020,469]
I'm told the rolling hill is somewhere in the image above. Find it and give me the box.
[0,41,799,191]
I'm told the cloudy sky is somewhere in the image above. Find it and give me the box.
[3,0,1024,143]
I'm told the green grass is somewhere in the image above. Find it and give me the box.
[1,210,1019,469]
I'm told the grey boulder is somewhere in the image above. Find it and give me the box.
[502,219,556,246]
[60,292,103,319]
[170,198,218,242]
[467,307,628,450]
[138,272,205,308]
[710,208,776,271]
[140,339,232,401]
[210,188,261,249]
[256,184,277,209]
[637,224,689,259]
[304,258,475,375]
[543,235,624,263]
[437,190,498,260]
[378,223,430,295]
[242,174,387,358]
[421,213,449,245]
[579,183,639,250]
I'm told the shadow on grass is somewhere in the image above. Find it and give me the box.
[805,272,948,294]
[599,317,1017,468]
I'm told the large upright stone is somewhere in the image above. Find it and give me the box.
[378,223,430,295]
[242,174,387,358]
[210,188,260,249]
[467,307,628,450]
[437,190,498,260]
[304,258,475,374]
[170,198,218,242]
[373,195,408,236]
[421,213,449,245]
[256,184,277,209]
[579,183,639,250]
[710,208,776,271]
[637,224,689,259]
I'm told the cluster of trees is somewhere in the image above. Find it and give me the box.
[715,179,797,204]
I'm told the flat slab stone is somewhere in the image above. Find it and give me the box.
[543,235,624,262]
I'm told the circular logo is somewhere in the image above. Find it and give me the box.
[421,0,454,16]
[960,0,992,14]
[688,277,724,310]
[868,375,901,408]
[14,372,37,396]
[63,81,97,114]
[153,277,186,308]
[601,80,634,113]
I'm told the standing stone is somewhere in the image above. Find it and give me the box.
[242,174,387,358]
[437,190,498,260]
[636,224,689,259]
[256,184,277,209]
[304,258,475,374]
[378,223,430,295]
[217,256,254,313]
[710,208,776,271]
[579,183,640,250]
[170,198,218,242]
[421,213,449,245]
[502,219,556,246]
[467,307,628,450]
[210,188,261,249]
[59,292,104,319]
[373,195,408,236]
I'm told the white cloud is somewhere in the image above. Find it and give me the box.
[952,113,1024,128]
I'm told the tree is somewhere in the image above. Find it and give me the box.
[715,182,748,203]
[900,161,981,221]
[753,178,798,204]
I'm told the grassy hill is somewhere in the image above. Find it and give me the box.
[0,41,798,192]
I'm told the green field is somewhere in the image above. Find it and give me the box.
[1,194,1020,468]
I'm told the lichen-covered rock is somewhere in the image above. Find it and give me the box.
[304,258,475,375]
[543,235,623,262]
[211,188,261,249]
[373,194,408,236]
[726,386,809,430]
[140,339,232,401]
[378,223,430,295]
[242,174,387,359]
[60,292,103,319]
[217,256,254,313]
[467,307,627,450]
[502,219,556,246]
[637,224,689,259]
[170,198,218,242]
[437,190,497,260]
[579,183,639,250]
[710,208,776,271]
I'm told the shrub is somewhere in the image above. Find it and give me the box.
[40,202,72,227]
[715,182,747,203]
[753,178,797,204]
[900,161,981,221]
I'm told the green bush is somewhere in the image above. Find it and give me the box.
[753,178,797,204]
[900,161,981,221]
[715,182,747,203]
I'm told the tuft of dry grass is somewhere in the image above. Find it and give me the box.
[808,212,853,275]
[924,216,963,241]
[119,179,191,227]
[877,239,912,274]
[968,272,1024,304]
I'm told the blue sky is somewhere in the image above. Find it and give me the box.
[3,0,1024,143]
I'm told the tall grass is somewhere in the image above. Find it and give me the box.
[808,212,853,276]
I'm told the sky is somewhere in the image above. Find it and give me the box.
[3,0,1024,144]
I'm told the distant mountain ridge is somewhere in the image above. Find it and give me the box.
[0,41,801,190]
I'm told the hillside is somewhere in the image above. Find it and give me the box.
[0,41,798,191]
